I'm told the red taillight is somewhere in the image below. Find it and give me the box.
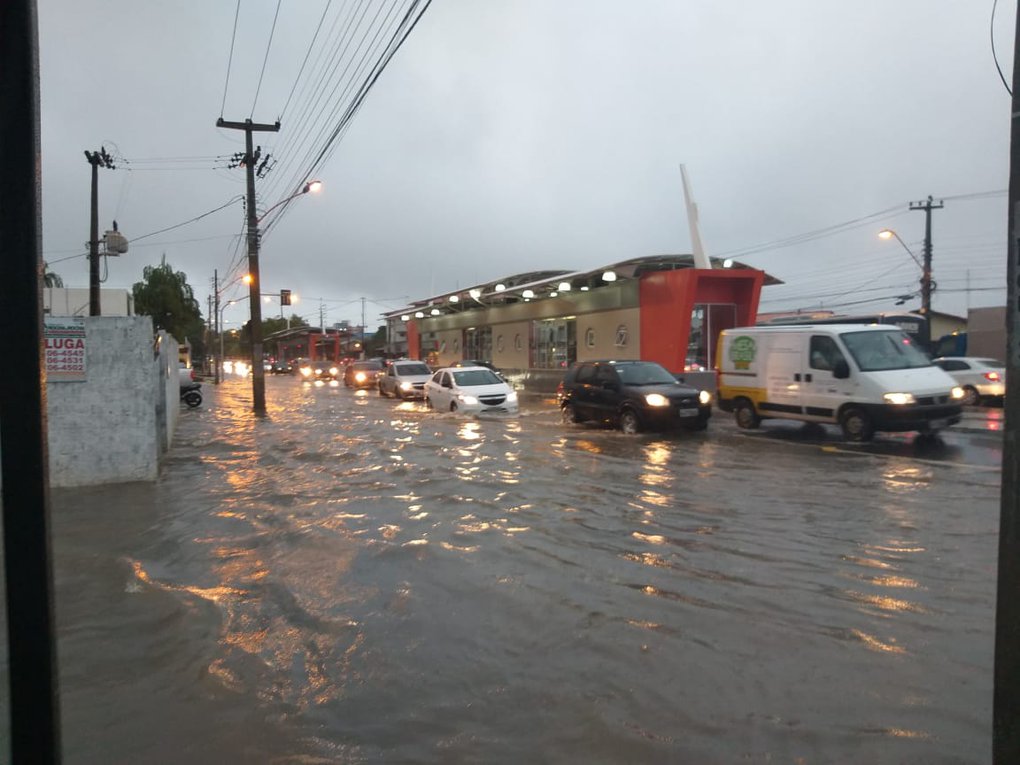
[985,371,1001,381]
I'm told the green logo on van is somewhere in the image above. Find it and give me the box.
[730,336,756,370]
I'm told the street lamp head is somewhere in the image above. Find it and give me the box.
[242,274,253,285]
[878,229,894,240]
[302,180,323,194]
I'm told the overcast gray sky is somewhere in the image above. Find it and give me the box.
[38,0,1014,331]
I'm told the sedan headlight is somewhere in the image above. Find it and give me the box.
[883,392,916,405]
[698,390,712,405]
[645,393,670,407]
[355,372,366,382]
[329,366,339,376]
[299,366,312,377]
[507,391,518,402]
[400,381,412,391]
[950,386,965,400]
[459,395,479,405]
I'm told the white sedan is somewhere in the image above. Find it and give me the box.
[424,366,519,414]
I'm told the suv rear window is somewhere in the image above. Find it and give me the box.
[575,364,596,383]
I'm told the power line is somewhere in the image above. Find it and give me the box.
[221,0,242,117]
[280,0,334,120]
[129,196,244,244]
[251,0,284,118]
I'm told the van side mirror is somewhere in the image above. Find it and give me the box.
[833,360,850,379]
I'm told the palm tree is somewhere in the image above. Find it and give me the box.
[43,262,63,288]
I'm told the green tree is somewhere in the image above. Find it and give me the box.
[42,262,63,287]
[132,258,205,354]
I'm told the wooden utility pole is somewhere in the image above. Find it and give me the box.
[84,146,114,316]
[215,117,279,415]
[995,4,1020,760]
[213,269,221,385]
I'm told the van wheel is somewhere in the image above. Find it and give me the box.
[840,407,874,442]
[562,402,584,424]
[734,399,760,430]
[619,409,641,434]
[961,385,979,406]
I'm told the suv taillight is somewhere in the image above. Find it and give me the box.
[985,371,1001,381]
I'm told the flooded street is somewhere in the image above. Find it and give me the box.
[50,375,998,763]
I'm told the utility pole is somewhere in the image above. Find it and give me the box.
[213,270,220,385]
[995,5,1020,760]
[215,117,279,415]
[909,195,943,348]
[84,147,114,316]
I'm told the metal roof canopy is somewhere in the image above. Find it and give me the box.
[382,254,781,319]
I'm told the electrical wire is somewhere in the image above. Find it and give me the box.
[129,196,243,244]
[221,0,242,116]
[252,0,284,118]
[280,0,334,120]
[991,0,1012,96]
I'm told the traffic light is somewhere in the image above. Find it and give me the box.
[281,289,291,306]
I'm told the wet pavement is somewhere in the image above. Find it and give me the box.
[45,375,1000,763]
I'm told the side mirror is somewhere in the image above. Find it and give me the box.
[833,360,850,379]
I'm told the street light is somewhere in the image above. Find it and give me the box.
[879,228,932,347]
[257,180,323,224]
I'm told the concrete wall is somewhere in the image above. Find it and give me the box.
[492,321,530,369]
[47,317,176,487]
[576,308,641,361]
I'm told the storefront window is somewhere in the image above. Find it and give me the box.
[463,327,492,362]
[532,318,576,369]
[687,304,737,370]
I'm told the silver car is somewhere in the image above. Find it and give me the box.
[378,360,433,400]
[932,357,1005,405]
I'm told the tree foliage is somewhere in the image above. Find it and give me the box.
[132,258,205,348]
[42,262,64,288]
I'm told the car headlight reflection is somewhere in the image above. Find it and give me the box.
[645,393,670,407]
[883,392,916,405]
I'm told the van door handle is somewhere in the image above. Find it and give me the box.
[794,373,801,382]
[805,373,813,383]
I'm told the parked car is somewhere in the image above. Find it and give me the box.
[557,360,711,434]
[344,360,384,389]
[932,356,1006,405]
[299,360,340,381]
[424,366,519,414]
[378,360,433,399]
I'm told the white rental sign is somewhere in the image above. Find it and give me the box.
[45,317,87,381]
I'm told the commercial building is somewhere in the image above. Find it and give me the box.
[384,255,779,391]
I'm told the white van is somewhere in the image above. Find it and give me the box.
[716,324,965,441]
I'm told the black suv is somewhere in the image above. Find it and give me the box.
[557,360,711,434]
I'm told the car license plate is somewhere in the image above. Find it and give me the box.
[677,407,698,418]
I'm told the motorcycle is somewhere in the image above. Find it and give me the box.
[181,382,203,408]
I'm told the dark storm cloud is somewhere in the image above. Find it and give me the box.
[39,1,1013,328]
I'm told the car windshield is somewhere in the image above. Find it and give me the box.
[452,369,502,386]
[354,362,381,371]
[396,363,430,375]
[840,330,931,371]
[613,362,677,386]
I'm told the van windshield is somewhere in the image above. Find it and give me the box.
[839,330,931,372]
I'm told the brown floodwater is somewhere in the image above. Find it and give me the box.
[23,375,1000,762]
